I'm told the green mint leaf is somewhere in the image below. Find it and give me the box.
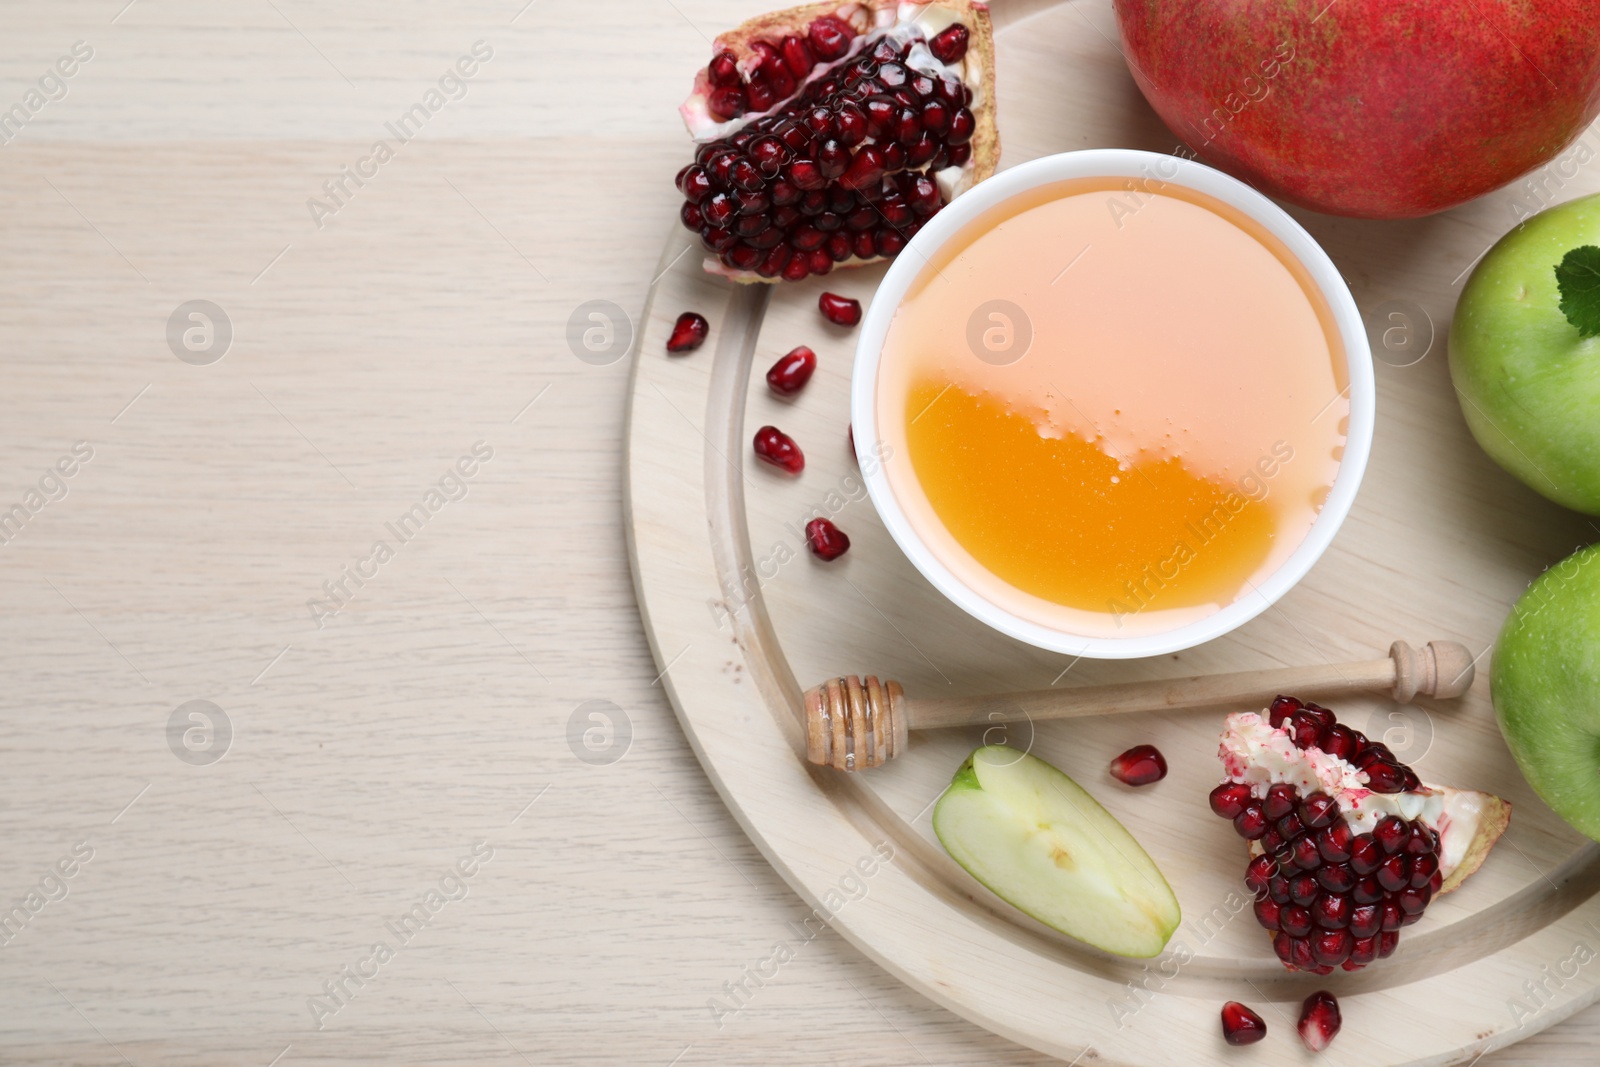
[1555,245,1600,339]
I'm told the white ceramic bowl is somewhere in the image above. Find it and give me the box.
[851,149,1375,659]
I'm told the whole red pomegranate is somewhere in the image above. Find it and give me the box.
[1114,0,1600,218]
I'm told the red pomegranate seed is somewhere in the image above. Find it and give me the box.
[819,291,862,327]
[752,425,804,473]
[929,23,970,64]
[1349,834,1381,875]
[1289,874,1319,906]
[666,311,709,353]
[1280,904,1312,937]
[766,345,817,395]
[1346,935,1379,969]
[1315,864,1355,895]
[1316,821,1353,862]
[1209,782,1252,819]
[1289,710,1324,749]
[707,50,740,87]
[1378,930,1399,957]
[1244,854,1278,894]
[1322,723,1359,759]
[708,85,748,121]
[1220,1002,1267,1046]
[1233,802,1267,840]
[1375,854,1408,893]
[808,15,855,60]
[1254,897,1282,930]
[839,144,886,191]
[1311,892,1350,929]
[1406,824,1439,854]
[1373,815,1409,854]
[1267,694,1302,727]
[1291,836,1323,871]
[1108,744,1167,786]
[1311,928,1352,967]
[1364,761,1408,793]
[1299,792,1338,829]
[1348,902,1381,938]
[780,35,814,78]
[947,107,975,145]
[1261,782,1297,820]
[804,517,850,560]
[1297,990,1342,1052]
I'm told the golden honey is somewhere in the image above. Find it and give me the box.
[876,177,1348,638]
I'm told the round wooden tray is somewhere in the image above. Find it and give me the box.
[624,1,1600,1061]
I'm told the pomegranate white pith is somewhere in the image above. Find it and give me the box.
[675,0,999,283]
[1210,697,1509,973]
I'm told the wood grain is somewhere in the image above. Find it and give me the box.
[0,0,1595,1064]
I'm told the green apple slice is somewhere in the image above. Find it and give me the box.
[933,745,1181,957]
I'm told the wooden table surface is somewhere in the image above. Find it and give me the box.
[0,1,1592,1064]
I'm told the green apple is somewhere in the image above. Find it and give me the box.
[1451,193,1600,514]
[1493,542,1600,841]
[932,745,1181,957]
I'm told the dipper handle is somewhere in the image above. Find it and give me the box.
[803,640,1473,772]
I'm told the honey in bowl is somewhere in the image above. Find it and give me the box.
[876,177,1349,640]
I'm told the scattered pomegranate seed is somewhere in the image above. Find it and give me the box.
[1220,1002,1267,1046]
[928,23,970,64]
[1297,991,1341,1052]
[804,517,850,560]
[666,311,709,353]
[766,345,818,395]
[1108,744,1167,786]
[752,425,804,474]
[819,291,862,327]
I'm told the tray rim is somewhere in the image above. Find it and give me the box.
[621,1,1600,1060]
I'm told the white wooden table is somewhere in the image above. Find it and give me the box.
[0,1,1592,1063]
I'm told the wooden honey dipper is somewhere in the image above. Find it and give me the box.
[803,640,1475,772]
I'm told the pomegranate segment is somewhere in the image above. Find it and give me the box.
[766,344,818,395]
[804,517,851,560]
[1219,1001,1267,1046]
[1214,700,1510,973]
[666,311,709,353]
[1297,990,1342,1052]
[1108,744,1167,786]
[753,424,805,473]
[818,291,863,326]
[678,0,998,283]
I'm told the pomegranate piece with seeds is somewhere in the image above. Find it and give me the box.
[752,425,804,473]
[666,311,709,353]
[1108,744,1167,786]
[677,0,999,283]
[765,344,817,395]
[818,291,863,327]
[1211,697,1511,973]
[1298,990,1341,1052]
[1220,1001,1267,1046]
[804,517,851,560]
